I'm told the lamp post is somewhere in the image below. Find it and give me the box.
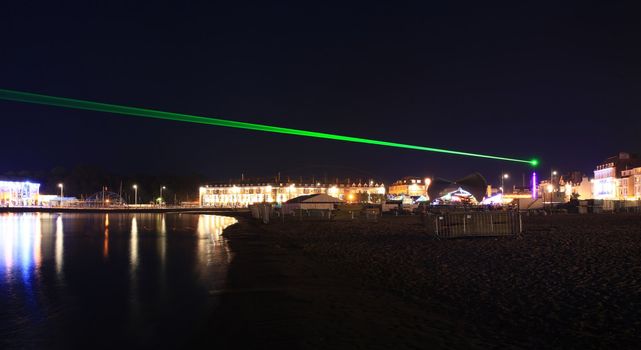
[546,183,554,210]
[160,186,166,206]
[550,170,558,204]
[501,173,509,194]
[132,185,138,205]
[58,183,64,207]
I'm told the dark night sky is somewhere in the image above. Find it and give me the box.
[2,1,640,186]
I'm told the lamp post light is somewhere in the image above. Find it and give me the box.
[160,186,166,206]
[546,183,554,209]
[58,183,64,207]
[132,185,138,206]
[549,170,558,201]
[501,173,509,194]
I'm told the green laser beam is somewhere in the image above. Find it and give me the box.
[0,88,538,166]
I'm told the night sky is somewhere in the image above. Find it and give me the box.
[2,2,640,186]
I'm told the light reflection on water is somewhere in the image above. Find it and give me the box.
[0,212,237,348]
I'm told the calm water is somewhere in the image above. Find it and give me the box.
[0,212,237,348]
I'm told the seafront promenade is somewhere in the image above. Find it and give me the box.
[0,206,249,214]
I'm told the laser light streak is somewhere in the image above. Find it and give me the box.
[0,89,538,166]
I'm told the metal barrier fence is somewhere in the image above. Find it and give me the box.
[432,211,522,238]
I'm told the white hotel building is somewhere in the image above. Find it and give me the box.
[200,181,386,208]
[593,152,641,200]
[0,180,40,207]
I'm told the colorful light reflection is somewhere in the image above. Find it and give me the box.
[0,213,46,282]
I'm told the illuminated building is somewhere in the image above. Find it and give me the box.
[593,152,641,200]
[620,167,641,200]
[388,177,431,197]
[569,176,593,200]
[537,173,593,202]
[0,180,40,207]
[199,181,385,208]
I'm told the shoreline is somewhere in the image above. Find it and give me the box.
[0,206,249,214]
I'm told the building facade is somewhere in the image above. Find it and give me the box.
[593,162,618,200]
[593,152,641,200]
[200,181,386,208]
[388,177,431,197]
[570,176,593,200]
[0,180,40,207]
[620,167,641,200]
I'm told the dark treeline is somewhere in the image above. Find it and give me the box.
[1,165,212,204]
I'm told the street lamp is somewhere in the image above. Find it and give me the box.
[58,183,64,207]
[546,183,554,208]
[501,173,509,194]
[160,186,166,205]
[132,185,138,205]
[550,170,558,194]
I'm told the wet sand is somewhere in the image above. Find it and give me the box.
[215,214,641,349]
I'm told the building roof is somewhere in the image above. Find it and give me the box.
[595,152,641,175]
[285,193,344,204]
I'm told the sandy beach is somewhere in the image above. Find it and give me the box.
[217,214,641,349]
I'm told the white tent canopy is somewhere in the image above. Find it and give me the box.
[286,193,344,204]
[283,194,343,214]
